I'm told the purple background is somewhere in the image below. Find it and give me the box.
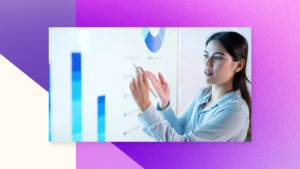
[0,0,75,91]
[1,0,300,168]
[77,0,300,168]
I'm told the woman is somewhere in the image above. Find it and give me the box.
[129,31,251,142]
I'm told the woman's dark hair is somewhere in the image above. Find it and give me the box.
[205,31,252,140]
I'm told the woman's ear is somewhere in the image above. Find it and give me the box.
[235,59,245,73]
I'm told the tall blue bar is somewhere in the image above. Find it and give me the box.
[97,95,105,142]
[72,53,82,142]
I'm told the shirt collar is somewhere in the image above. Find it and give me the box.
[199,88,241,109]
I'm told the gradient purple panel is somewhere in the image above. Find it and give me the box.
[0,0,75,91]
[76,143,142,169]
[76,0,300,169]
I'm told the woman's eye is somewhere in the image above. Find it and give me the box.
[203,55,208,58]
[215,56,222,60]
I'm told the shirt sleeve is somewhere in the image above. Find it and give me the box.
[154,98,196,135]
[152,88,206,135]
[138,104,247,142]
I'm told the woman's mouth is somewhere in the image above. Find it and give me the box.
[204,70,213,76]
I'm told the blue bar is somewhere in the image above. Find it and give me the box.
[48,63,52,142]
[72,100,82,140]
[72,80,81,100]
[97,95,105,142]
[72,53,81,71]
[72,52,82,142]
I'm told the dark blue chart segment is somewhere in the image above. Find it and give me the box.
[97,95,106,142]
[71,52,82,142]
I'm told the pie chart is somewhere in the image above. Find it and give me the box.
[142,27,165,53]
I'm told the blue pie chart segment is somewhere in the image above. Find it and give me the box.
[142,28,165,53]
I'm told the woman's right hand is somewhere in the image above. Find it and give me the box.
[146,71,170,110]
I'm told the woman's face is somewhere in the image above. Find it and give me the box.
[202,40,238,85]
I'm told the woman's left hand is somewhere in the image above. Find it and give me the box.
[129,67,151,112]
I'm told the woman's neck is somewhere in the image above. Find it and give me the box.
[210,82,234,103]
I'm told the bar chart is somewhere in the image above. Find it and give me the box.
[71,52,82,141]
[49,28,179,142]
[97,95,105,142]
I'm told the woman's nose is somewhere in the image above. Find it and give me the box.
[206,57,213,68]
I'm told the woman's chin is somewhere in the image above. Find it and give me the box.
[205,78,214,84]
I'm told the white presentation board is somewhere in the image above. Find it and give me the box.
[49,28,179,142]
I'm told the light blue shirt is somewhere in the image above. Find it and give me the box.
[138,87,250,142]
